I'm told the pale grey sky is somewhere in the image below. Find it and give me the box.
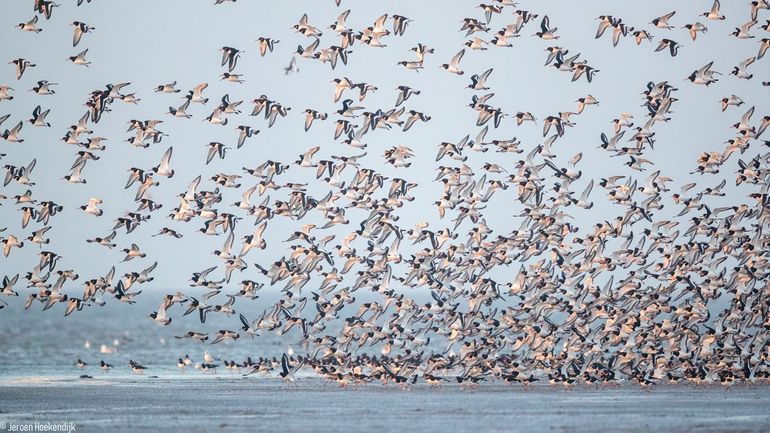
[0,0,767,290]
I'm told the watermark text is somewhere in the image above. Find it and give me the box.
[0,421,76,433]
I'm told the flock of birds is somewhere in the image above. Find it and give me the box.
[2,0,770,389]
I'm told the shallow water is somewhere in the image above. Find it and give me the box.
[1,379,769,433]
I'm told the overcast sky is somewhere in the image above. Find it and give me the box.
[0,0,767,290]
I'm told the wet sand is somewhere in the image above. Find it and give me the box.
[1,379,769,432]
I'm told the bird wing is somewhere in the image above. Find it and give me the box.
[475,125,488,144]
[740,57,755,69]
[206,145,218,164]
[281,353,291,376]
[337,9,351,25]
[255,221,268,239]
[26,158,36,173]
[698,61,714,74]
[374,14,388,30]
[73,26,83,47]
[741,106,755,125]
[710,0,720,14]
[479,68,493,83]
[306,38,320,53]
[160,146,173,168]
[450,49,465,67]
[580,180,594,200]
[223,231,234,255]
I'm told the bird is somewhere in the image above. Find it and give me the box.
[720,95,744,111]
[86,231,116,249]
[149,300,172,325]
[129,360,147,374]
[34,1,59,19]
[17,16,42,33]
[28,105,51,127]
[655,39,681,57]
[534,15,559,39]
[687,61,720,85]
[468,68,494,90]
[10,59,36,80]
[156,81,180,93]
[730,57,755,80]
[256,37,279,56]
[440,49,465,75]
[31,80,57,95]
[2,121,25,142]
[651,11,676,29]
[304,110,328,131]
[121,243,146,262]
[732,20,758,39]
[211,330,240,344]
[278,353,303,384]
[402,110,431,132]
[80,198,103,216]
[152,147,175,177]
[293,13,323,38]
[395,86,420,107]
[284,56,299,75]
[393,15,412,36]
[220,46,243,72]
[759,38,770,59]
[168,96,192,118]
[683,22,707,41]
[71,21,94,47]
[206,142,229,164]
[703,0,726,20]
[633,29,653,44]
[66,49,90,66]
